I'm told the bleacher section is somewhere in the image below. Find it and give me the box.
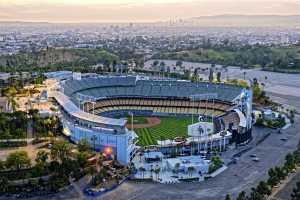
[85,98,229,117]
[63,76,243,102]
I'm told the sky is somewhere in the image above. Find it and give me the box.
[0,0,300,23]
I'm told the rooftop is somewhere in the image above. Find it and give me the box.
[51,91,127,127]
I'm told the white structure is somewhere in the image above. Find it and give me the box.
[188,122,214,137]
[73,72,82,80]
[166,156,209,174]
[50,91,138,165]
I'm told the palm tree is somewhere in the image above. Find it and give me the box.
[91,135,97,150]
[243,71,247,80]
[187,166,195,177]
[236,191,247,200]
[139,166,146,179]
[0,177,9,193]
[175,163,180,174]
[150,164,153,178]
[154,168,160,180]
[2,86,18,112]
[88,165,97,183]
[50,140,72,163]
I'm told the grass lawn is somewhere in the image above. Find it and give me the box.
[126,116,148,124]
[135,117,194,146]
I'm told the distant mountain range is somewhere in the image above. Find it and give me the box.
[0,15,300,27]
[180,15,300,27]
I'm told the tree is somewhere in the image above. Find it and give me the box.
[268,168,277,186]
[77,151,89,168]
[291,182,300,200]
[153,60,159,67]
[160,61,166,72]
[154,167,160,180]
[2,86,18,112]
[209,68,214,83]
[0,177,9,193]
[35,150,49,167]
[248,187,265,200]
[294,150,300,166]
[50,140,72,163]
[139,166,146,179]
[217,71,221,82]
[187,166,195,177]
[0,160,5,170]
[78,138,91,152]
[5,150,31,171]
[224,194,231,200]
[285,153,296,172]
[243,71,247,80]
[34,150,49,176]
[256,181,271,196]
[175,163,180,174]
[87,165,97,182]
[236,191,247,200]
[209,156,224,173]
[90,135,97,150]
[176,60,183,67]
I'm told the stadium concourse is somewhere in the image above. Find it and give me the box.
[47,74,253,166]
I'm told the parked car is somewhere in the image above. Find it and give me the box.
[252,157,260,162]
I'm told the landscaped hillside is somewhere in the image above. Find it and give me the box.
[0,48,119,71]
[154,46,300,73]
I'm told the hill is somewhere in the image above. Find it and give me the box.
[0,48,119,71]
[154,46,300,73]
[180,15,300,27]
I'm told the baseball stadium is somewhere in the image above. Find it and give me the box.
[50,75,253,165]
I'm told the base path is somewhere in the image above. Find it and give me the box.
[126,117,161,129]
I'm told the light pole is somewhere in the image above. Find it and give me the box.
[192,97,194,124]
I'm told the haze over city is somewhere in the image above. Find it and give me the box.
[0,0,300,22]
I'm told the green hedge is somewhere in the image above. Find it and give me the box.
[0,141,27,148]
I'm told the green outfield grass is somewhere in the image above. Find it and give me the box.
[126,116,148,124]
[135,117,194,146]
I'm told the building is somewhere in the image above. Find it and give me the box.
[48,75,253,165]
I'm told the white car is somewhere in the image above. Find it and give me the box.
[252,157,260,162]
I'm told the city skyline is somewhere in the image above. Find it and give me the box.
[0,0,300,23]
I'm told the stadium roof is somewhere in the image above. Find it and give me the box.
[63,76,244,102]
[52,91,127,127]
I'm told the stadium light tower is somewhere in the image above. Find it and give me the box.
[192,97,194,124]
